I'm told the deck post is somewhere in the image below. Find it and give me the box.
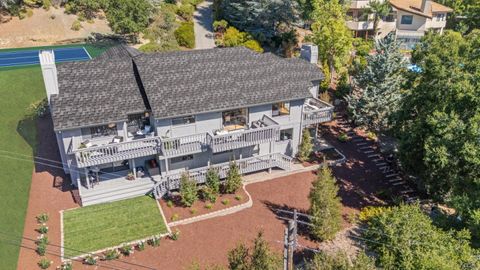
[132,159,137,179]
[84,168,90,189]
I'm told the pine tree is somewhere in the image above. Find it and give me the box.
[227,243,249,270]
[250,231,281,270]
[224,162,242,194]
[309,165,342,241]
[206,167,221,194]
[346,33,406,132]
[298,128,313,162]
[179,172,198,207]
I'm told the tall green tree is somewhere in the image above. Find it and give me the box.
[310,0,353,83]
[363,0,390,37]
[396,30,480,218]
[224,162,242,194]
[438,0,480,33]
[179,172,198,207]
[206,167,221,194]
[362,204,480,269]
[298,128,313,162]
[347,33,406,132]
[250,231,281,270]
[309,165,342,241]
[228,243,250,270]
[105,0,152,39]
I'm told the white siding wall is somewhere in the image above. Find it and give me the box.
[396,10,427,31]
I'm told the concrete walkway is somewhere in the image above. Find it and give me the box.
[193,0,216,49]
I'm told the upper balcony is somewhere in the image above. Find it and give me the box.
[208,115,280,153]
[302,98,334,126]
[159,133,209,158]
[71,136,161,168]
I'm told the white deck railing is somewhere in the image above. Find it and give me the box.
[152,153,292,199]
[160,133,209,157]
[302,98,334,126]
[72,137,161,168]
[208,115,280,153]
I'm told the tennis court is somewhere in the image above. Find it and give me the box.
[0,47,91,68]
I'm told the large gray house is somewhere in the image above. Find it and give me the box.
[40,45,333,206]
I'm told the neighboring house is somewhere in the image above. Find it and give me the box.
[40,45,333,206]
[347,0,452,49]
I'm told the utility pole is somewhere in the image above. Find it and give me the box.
[284,209,299,270]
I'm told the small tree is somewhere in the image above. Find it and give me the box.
[206,167,221,194]
[179,172,198,207]
[224,162,242,194]
[106,0,152,41]
[309,165,342,241]
[305,250,376,270]
[364,0,391,37]
[250,231,281,270]
[227,243,249,270]
[298,128,313,162]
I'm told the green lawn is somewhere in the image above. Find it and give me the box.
[63,196,168,257]
[0,45,112,269]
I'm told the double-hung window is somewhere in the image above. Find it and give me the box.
[401,15,413,25]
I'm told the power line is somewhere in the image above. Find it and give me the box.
[0,230,158,270]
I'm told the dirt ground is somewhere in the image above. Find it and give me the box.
[0,7,111,49]
[160,188,249,223]
[17,114,391,269]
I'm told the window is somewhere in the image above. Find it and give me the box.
[171,154,194,164]
[172,115,195,126]
[279,128,293,141]
[401,15,413,25]
[81,124,117,138]
[222,108,248,129]
[272,102,290,117]
[435,13,445,21]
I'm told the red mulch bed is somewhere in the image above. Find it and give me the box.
[160,188,249,223]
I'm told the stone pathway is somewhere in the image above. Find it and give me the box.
[193,0,216,49]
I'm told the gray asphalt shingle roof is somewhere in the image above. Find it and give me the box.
[51,46,323,131]
[134,47,322,119]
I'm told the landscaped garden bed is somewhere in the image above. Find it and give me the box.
[63,196,168,257]
[160,188,249,223]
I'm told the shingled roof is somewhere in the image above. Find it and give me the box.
[134,47,322,120]
[50,46,322,130]
[50,46,148,130]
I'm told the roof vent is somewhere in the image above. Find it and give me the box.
[300,44,318,65]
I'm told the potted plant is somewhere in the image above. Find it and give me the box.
[126,171,135,180]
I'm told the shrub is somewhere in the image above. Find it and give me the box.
[189,208,197,215]
[298,129,313,162]
[221,199,230,205]
[228,243,249,270]
[224,162,242,194]
[213,19,228,33]
[305,251,375,270]
[174,21,195,48]
[37,235,49,245]
[243,39,263,53]
[38,257,52,269]
[337,133,349,142]
[36,213,49,223]
[234,195,243,201]
[50,14,56,20]
[170,229,180,240]
[206,167,221,194]
[309,165,342,241]
[176,4,194,21]
[223,26,247,47]
[137,240,146,251]
[43,0,51,10]
[103,249,120,260]
[120,244,134,256]
[28,98,49,118]
[59,260,73,270]
[84,254,97,265]
[366,131,377,141]
[179,172,198,207]
[358,206,391,222]
[149,235,161,247]
[201,186,217,203]
[71,20,82,31]
[171,213,180,221]
[26,9,34,17]
[38,224,48,234]
[36,242,47,256]
[139,42,162,53]
[166,200,174,207]
[205,202,213,209]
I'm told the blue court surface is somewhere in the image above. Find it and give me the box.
[0,47,91,68]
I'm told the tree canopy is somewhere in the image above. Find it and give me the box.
[396,30,480,219]
[347,33,406,132]
[105,0,152,36]
[362,204,480,269]
[437,0,480,33]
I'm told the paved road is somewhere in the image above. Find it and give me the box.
[193,0,216,49]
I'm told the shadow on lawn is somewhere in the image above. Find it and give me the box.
[17,113,78,202]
